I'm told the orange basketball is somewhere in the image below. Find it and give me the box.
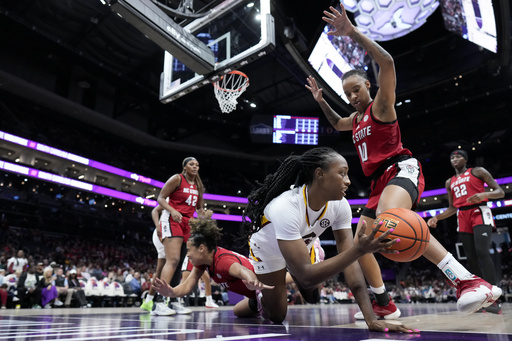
[373,208,430,262]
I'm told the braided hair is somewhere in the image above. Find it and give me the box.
[243,147,340,236]
[342,69,369,82]
[189,218,223,252]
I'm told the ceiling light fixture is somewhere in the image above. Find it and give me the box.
[340,0,439,41]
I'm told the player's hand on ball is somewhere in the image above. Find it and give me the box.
[356,221,398,255]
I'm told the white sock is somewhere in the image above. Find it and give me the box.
[370,285,386,294]
[437,252,472,285]
[146,294,154,302]
[206,295,213,302]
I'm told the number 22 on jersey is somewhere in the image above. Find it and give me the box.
[453,184,467,198]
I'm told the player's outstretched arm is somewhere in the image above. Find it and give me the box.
[153,268,203,297]
[228,262,274,291]
[278,222,396,289]
[305,76,354,132]
[323,5,396,120]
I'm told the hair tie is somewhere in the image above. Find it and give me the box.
[182,156,197,168]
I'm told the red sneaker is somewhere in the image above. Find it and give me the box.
[354,297,401,320]
[455,276,502,314]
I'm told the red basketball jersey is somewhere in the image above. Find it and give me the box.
[352,102,412,177]
[168,174,199,218]
[450,168,487,208]
[198,247,256,299]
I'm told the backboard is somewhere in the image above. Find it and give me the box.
[159,0,275,104]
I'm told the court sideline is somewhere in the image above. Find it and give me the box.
[1,303,510,341]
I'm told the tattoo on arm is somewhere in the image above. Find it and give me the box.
[319,101,341,127]
[351,30,390,59]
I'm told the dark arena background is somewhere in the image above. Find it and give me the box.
[0,0,511,340]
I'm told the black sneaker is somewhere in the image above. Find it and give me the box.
[482,301,502,314]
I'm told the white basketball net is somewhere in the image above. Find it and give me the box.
[213,71,249,113]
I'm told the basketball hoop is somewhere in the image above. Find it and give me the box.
[213,71,249,113]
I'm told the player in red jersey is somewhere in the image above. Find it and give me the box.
[153,156,212,314]
[306,5,501,318]
[153,219,274,318]
[181,256,219,308]
[428,150,504,313]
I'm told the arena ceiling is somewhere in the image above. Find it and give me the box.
[0,0,511,194]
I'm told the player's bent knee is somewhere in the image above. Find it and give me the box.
[301,287,320,304]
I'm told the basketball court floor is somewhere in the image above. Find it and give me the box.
[1,303,510,341]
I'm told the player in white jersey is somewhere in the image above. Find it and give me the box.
[244,147,416,334]
[250,184,352,274]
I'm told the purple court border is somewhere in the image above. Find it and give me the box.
[0,160,244,221]
[2,159,511,223]
[1,130,511,223]
[0,130,248,204]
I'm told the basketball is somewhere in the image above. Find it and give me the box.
[373,208,430,262]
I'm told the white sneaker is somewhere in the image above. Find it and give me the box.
[44,304,52,309]
[256,291,268,319]
[171,301,192,314]
[54,299,64,307]
[455,276,502,314]
[354,310,402,320]
[205,299,219,309]
[150,302,176,316]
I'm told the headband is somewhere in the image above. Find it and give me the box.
[450,150,468,160]
[182,157,197,168]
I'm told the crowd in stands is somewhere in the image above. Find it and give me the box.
[2,216,511,310]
